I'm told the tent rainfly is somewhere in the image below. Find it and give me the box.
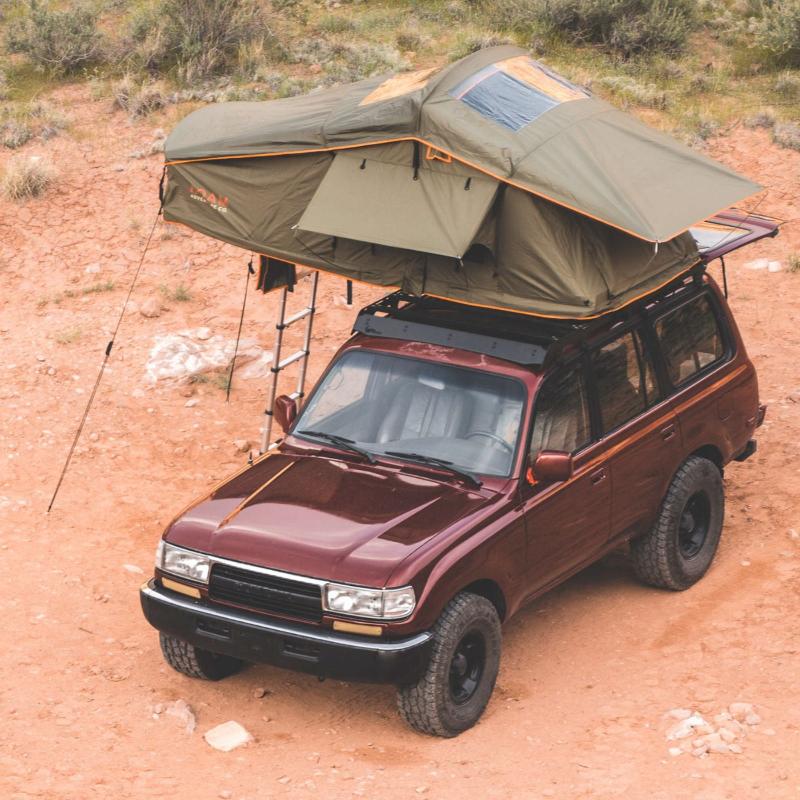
[162,45,761,318]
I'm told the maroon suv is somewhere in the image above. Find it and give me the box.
[142,268,765,736]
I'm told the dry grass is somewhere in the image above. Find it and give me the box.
[1,155,55,200]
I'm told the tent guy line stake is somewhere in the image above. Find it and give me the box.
[226,256,256,402]
[46,200,164,514]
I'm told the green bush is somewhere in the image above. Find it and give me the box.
[482,0,696,58]
[128,0,277,82]
[751,0,800,66]
[4,0,103,75]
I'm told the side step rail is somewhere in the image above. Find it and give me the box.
[260,271,319,453]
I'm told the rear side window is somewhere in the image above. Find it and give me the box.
[530,365,591,455]
[655,295,725,386]
[591,330,659,433]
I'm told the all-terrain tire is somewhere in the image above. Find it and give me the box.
[159,633,245,680]
[397,592,501,737]
[631,455,724,590]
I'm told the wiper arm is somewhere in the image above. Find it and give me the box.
[384,451,482,488]
[297,430,376,464]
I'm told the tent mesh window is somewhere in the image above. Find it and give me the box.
[450,57,589,131]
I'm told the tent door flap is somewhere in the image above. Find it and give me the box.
[297,150,498,259]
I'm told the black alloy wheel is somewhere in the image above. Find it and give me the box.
[678,491,711,559]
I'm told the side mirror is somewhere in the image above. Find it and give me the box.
[273,395,298,433]
[529,450,573,484]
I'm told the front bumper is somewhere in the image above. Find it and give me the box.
[140,580,432,685]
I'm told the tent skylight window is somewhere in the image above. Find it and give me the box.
[451,56,589,131]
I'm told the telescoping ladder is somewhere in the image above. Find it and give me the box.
[260,270,319,453]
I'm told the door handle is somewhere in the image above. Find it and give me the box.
[660,424,676,441]
[590,468,607,485]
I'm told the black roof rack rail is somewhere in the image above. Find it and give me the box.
[351,263,708,369]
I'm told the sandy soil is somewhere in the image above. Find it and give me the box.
[1,86,799,800]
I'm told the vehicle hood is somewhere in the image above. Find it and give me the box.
[166,452,493,586]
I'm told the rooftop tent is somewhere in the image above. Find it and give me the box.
[162,46,761,318]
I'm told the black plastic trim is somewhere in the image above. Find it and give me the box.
[140,580,433,685]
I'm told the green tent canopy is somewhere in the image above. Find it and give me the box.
[162,46,760,318]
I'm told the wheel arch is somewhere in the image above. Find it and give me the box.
[689,444,724,474]
[459,578,507,622]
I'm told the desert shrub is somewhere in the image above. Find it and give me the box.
[481,0,695,58]
[0,71,8,101]
[772,121,800,149]
[2,119,33,149]
[788,253,800,272]
[774,71,800,95]
[292,38,407,81]
[448,32,514,61]
[316,14,358,34]
[112,74,168,119]
[396,30,423,52]
[597,75,670,108]
[128,0,277,82]
[4,0,104,75]
[743,108,777,128]
[1,155,55,199]
[750,0,800,67]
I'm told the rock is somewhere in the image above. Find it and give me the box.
[667,708,693,720]
[36,354,46,362]
[729,702,754,722]
[277,776,291,784]
[415,787,429,795]
[47,366,56,376]
[219,792,232,799]
[164,699,196,734]
[719,727,737,744]
[179,383,195,398]
[85,263,101,274]
[668,747,683,757]
[740,559,751,566]
[768,260,782,272]
[140,297,162,318]
[235,440,252,454]
[203,721,253,752]
[790,529,799,541]
[763,728,776,736]
[122,564,143,574]
[252,687,267,699]
[745,712,761,726]
[184,398,199,408]
[744,259,768,270]
[729,743,743,754]
[195,327,212,341]
[667,714,710,740]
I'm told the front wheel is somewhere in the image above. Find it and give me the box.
[397,592,501,737]
[631,455,724,590]
[159,633,245,680]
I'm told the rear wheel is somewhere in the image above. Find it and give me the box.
[397,592,501,737]
[159,633,245,680]
[631,455,724,590]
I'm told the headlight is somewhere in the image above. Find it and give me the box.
[323,583,415,620]
[157,541,211,584]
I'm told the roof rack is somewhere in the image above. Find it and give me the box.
[351,263,707,369]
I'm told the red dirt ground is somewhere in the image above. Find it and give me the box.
[1,86,799,800]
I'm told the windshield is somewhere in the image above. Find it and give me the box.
[294,350,526,478]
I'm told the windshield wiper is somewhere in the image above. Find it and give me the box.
[297,430,376,464]
[384,451,482,488]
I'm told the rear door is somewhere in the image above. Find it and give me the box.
[588,327,683,542]
[520,362,611,592]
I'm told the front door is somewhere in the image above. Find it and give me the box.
[519,363,611,594]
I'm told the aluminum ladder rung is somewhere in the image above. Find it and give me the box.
[277,350,308,370]
[282,307,313,327]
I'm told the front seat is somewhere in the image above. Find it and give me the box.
[375,381,471,444]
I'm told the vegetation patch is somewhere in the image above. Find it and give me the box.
[4,0,104,75]
[159,283,192,302]
[1,154,55,199]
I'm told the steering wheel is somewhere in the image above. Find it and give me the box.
[466,430,513,453]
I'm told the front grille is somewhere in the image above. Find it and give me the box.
[208,563,323,622]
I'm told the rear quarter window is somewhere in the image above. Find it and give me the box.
[654,294,725,386]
